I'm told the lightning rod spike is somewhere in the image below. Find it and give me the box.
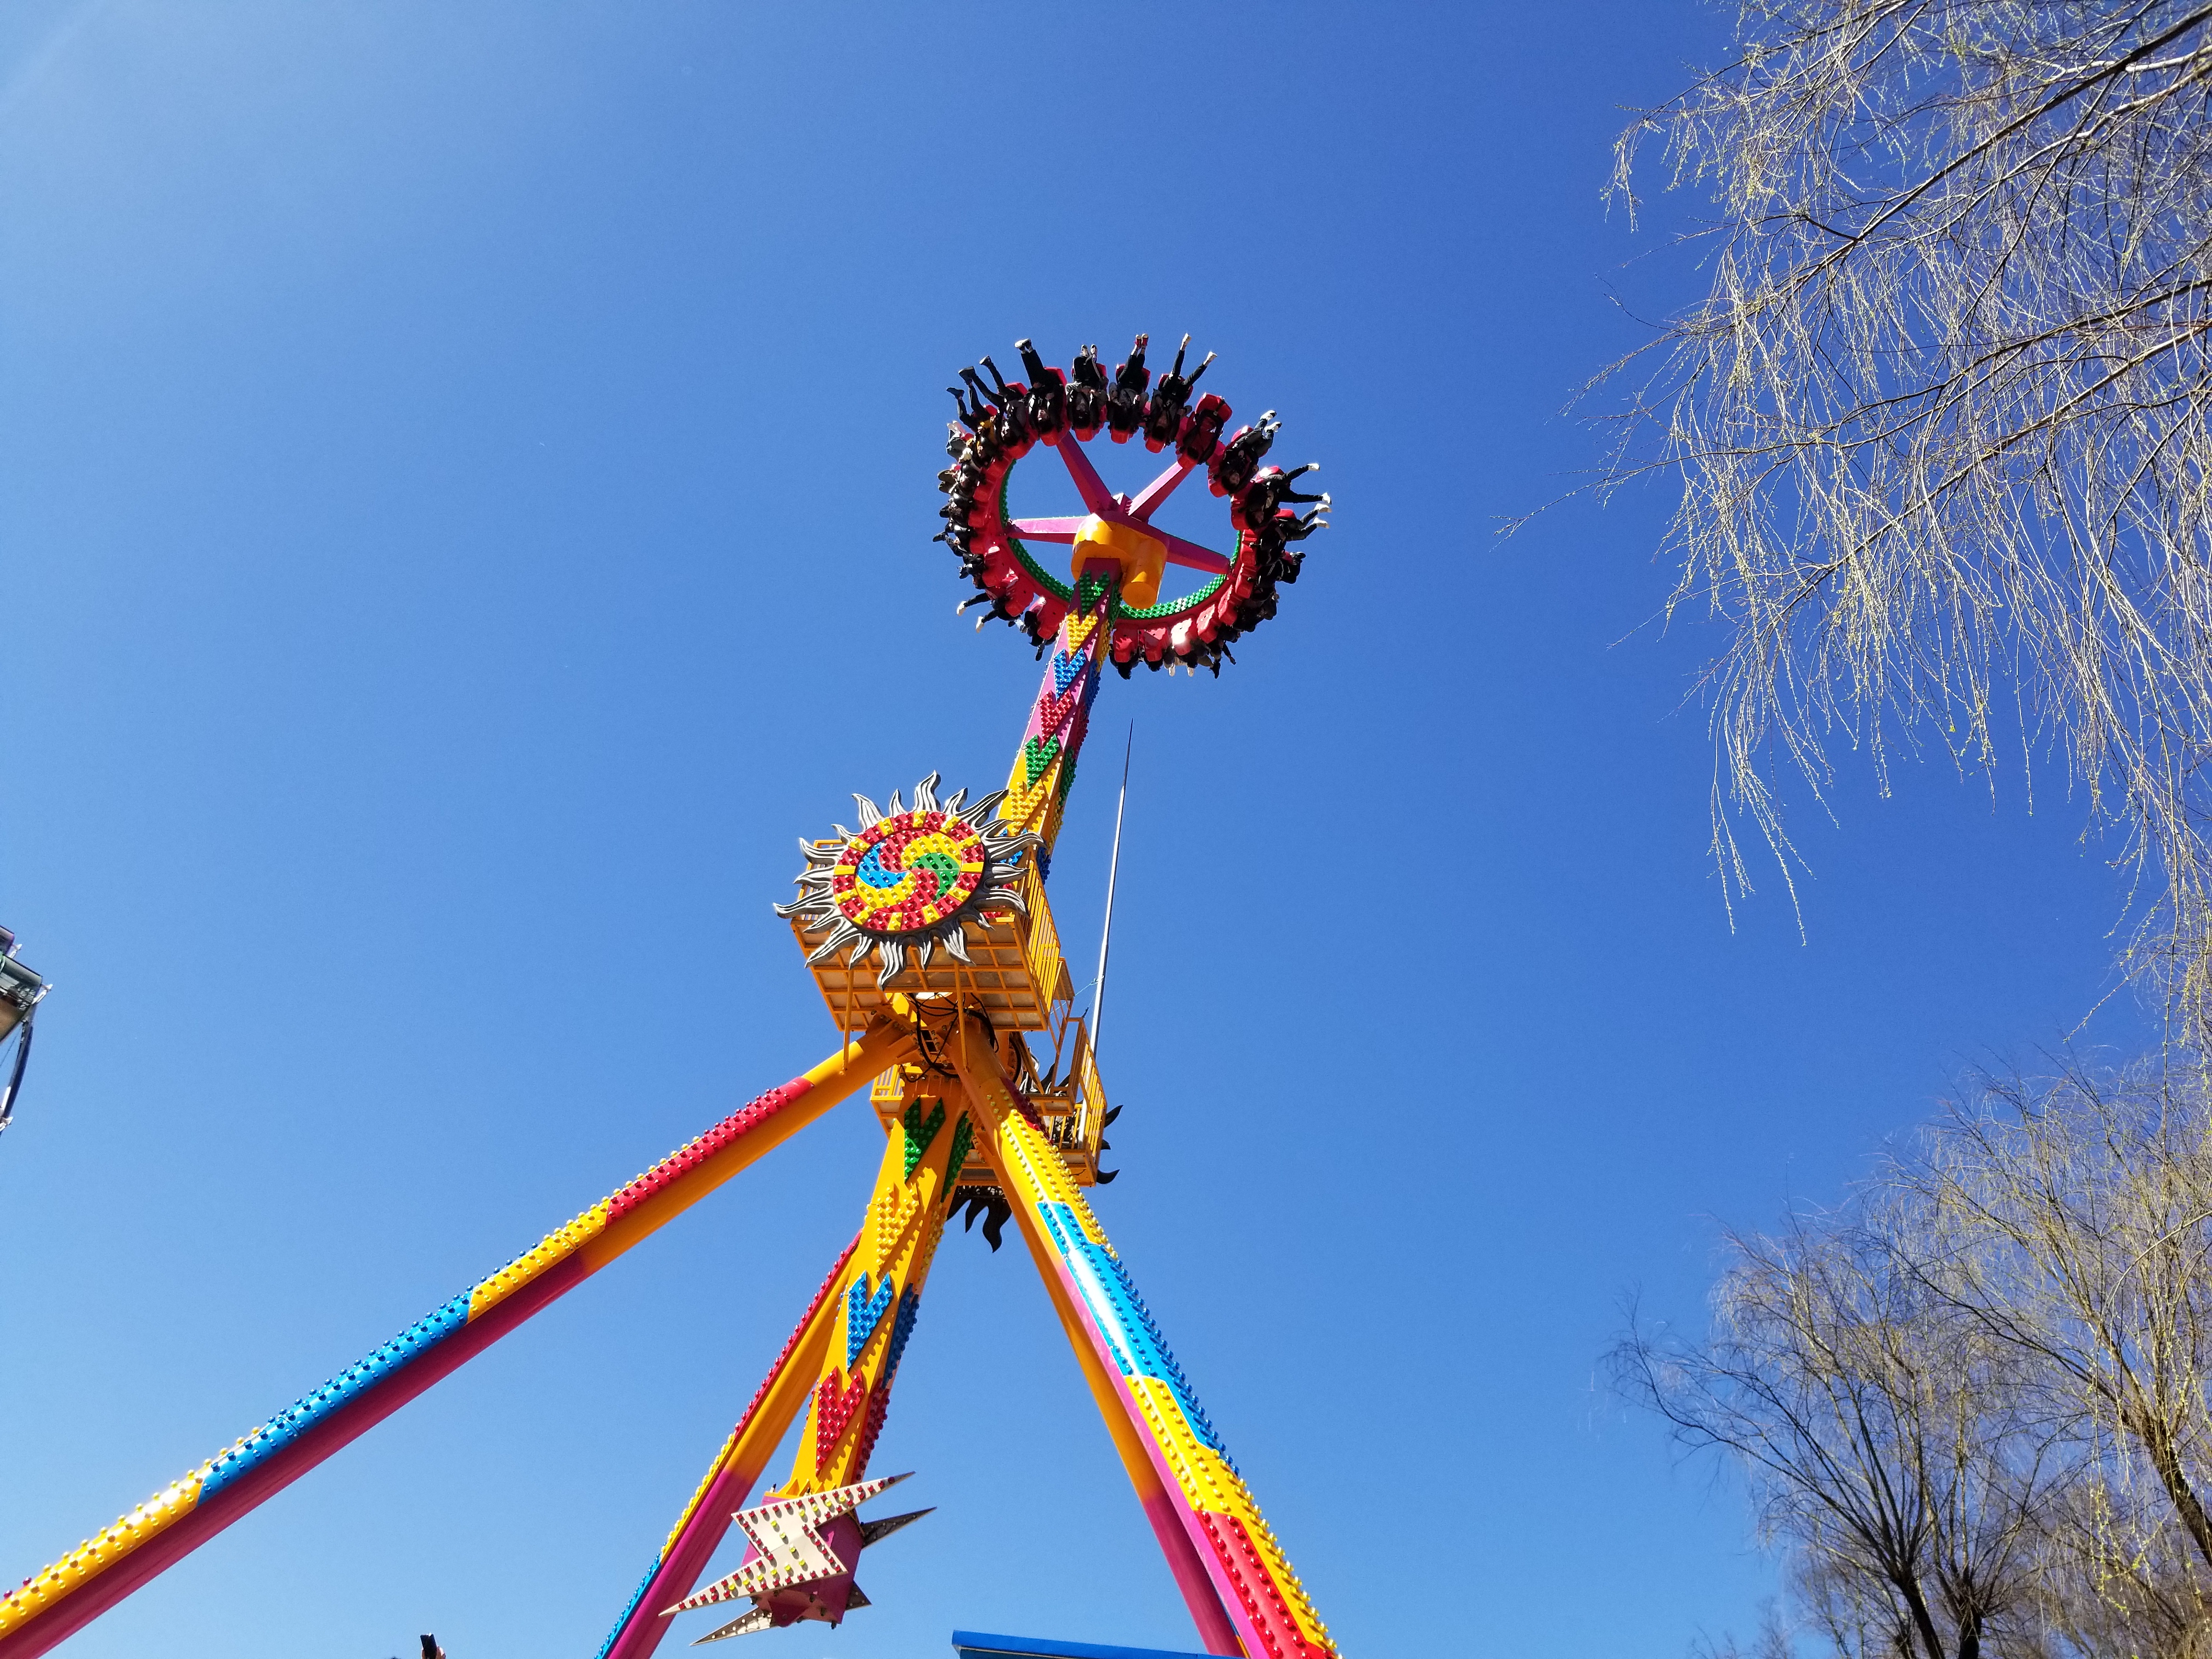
[1090,722,1134,1062]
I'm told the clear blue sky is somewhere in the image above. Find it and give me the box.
[0,5,2142,1657]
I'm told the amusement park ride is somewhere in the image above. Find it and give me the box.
[0,335,1333,1658]
[0,928,46,1141]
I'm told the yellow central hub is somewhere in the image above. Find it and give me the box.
[1072,515,1166,609]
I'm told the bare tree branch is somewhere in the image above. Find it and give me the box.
[1588,3,2212,1034]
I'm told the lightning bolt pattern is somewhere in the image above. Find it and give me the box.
[592,1235,859,1659]
[664,1475,906,1613]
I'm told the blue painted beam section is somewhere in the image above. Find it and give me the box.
[1038,1201,1232,1464]
[200,1291,474,1497]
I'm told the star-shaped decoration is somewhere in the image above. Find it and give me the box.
[661,1472,933,1642]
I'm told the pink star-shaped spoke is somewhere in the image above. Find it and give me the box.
[1008,437,1230,576]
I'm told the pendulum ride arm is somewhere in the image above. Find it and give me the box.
[977,472,1339,1655]
[947,1017,1336,1659]
[998,557,1114,856]
[0,1021,917,1659]
[594,1232,861,1659]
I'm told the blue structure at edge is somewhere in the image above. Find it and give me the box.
[951,1631,1212,1659]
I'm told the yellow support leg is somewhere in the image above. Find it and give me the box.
[948,1017,1335,1659]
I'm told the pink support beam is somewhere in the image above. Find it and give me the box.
[0,1261,586,1659]
[0,1025,913,1659]
[1126,454,1201,520]
[1149,533,1231,575]
[1010,516,1087,542]
[594,1234,862,1659]
[1011,516,1227,574]
[1052,431,1119,516]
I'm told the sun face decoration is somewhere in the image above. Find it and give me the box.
[775,773,1039,988]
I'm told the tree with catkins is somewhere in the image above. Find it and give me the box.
[1613,1200,2061,1659]
[1617,1057,2212,1658]
[1590,0,2212,1039]
[1901,1063,2212,1655]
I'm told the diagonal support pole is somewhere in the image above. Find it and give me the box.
[0,1020,917,1659]
[594,1231,862,1659]
[764,1069,959,1500]
[1000,564,1111,855]
[947,1018,1336,1659]
[657,1061,970,1638]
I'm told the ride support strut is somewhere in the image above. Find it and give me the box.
[0,1022,916,1659]
[947,1017,1335,1659]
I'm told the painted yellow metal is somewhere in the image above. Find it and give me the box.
[868,1065,908,1115]
[941,1079,1176,1487]
[0,1023,919,1659]
[0,1476,205,1645]
[1014,860,1075,1017]
[1071,515,1166,609]
[789,867,1070,1035]
[949,1017,1336,1659]
[472,1022,920,1324]
[469,1203,613,1321]
[582,1023,915,1272]
[953,1014,1109,1189]
[660,1260,847,1558]
[770,1065,964,1498]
